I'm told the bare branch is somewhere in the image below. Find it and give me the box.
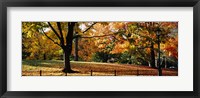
[41,29,62,47]
[82,22,97,33]
[56,22,65,46]
[47,22,61,39]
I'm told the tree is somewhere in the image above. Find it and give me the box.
[105,22,178,67]
[22,22,97,73]
[22,22,62,60]
[73,22,114,62]
[23,31,62,60]
[125,22,178,67]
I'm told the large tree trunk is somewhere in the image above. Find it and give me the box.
[63,49,72,72]
[150,42,156,68]
[62,22,76,73]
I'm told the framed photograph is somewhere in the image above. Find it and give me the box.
[0,0,199,98]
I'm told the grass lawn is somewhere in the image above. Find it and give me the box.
[22,60,178,76]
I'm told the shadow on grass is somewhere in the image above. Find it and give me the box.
[22,60,64,68]
[23,60,81,73]
[62,68,80,73]
[66,70,80,73]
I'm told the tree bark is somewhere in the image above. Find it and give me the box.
[63,49,72,72]
[62,22,76,73]
[150,42,156,68]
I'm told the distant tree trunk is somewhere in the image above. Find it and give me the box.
[43,53,46,60]
[62,22,76,73]
[128,54,132,64]
[150,42,156,68]
[74,32,79,61]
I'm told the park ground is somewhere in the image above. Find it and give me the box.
[22,60,178,76]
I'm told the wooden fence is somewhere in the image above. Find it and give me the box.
[22,69,175,76]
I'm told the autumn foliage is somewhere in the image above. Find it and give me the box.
[22,22,178,70]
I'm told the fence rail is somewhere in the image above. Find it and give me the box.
[22,69,177,76]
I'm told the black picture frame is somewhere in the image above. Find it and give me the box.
[0,0,199,98]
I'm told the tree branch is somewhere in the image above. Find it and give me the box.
[81,34,115,38]
[82,22,97,33]
[47,22,61,39]
[41,29,62,47]
[56,22,65,46]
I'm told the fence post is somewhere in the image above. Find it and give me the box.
[114,70,116,76]
[40,70,42,76]
[137,69,139,76]
[91,70,93,76]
